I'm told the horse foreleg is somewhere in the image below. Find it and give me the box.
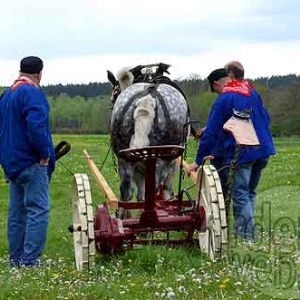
[162,162,178,200]
[118,158,133,219]
[133,169,145,202]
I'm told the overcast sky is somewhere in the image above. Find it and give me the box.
[0,0,299,85]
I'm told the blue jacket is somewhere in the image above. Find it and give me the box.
[196,89,276,165]
[0,84,55,180]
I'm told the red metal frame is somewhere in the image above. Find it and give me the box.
[93,146,206,254]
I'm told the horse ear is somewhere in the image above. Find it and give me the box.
[107,70,117,86]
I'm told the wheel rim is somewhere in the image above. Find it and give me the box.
[197,165,228,259]
[72,174,96,270]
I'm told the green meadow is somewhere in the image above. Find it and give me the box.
[0,135,299,300]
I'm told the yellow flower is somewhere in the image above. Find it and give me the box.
[219,284,226,289]
[52,273,60,279]
[223,278,230,284]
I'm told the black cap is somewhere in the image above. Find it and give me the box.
[207,68,228,92]
[20,56,43,74]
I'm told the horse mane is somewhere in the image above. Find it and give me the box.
[117,68,134,91]
[130,94,156,148]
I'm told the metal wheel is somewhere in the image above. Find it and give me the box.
[72,174,96,270]
[197,165,228,260]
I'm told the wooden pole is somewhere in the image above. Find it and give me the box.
[83,149,118,210]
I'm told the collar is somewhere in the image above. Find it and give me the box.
[241,79,254,89]
[11,75,39,91]
[222,80,250,96]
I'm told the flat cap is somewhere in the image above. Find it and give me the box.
[207,68,228,92]
[20,56,43,74]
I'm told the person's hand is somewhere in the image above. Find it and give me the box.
[194,127,206,141]
[39,158,49,166]
[188,162,199,173]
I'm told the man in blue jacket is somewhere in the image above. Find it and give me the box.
[0,56,55,267]
[189,68,275,240]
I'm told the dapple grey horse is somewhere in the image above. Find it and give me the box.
[108,67,189,206]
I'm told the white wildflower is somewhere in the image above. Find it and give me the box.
[166,291,175,298]
[176,274,185,282]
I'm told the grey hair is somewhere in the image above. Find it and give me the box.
[216,76,231,85]
[19,72,38,80]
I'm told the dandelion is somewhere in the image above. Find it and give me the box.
[223,277,230,284]
[178,286,186,293]
[186,268,196,275]
[193,278,201,284]
[176,274,185,282]
[166,291,175,298]
[15,274,22,281]
[219,284,226,289]
[10,268,18,274]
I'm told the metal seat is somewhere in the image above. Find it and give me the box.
[118,145,185,162]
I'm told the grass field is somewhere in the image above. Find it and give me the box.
[0,136,299,300]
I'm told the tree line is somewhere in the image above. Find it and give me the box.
[0,74,299,136]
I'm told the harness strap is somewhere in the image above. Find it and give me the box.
[116,87,154,127]
[113,84,186,149]
[115,84,172,145]
[148,85,172,143]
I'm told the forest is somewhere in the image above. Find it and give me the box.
[0,74,299,136]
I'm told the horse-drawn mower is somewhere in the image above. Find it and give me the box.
[69,144,228,271]
[68,63,261,271]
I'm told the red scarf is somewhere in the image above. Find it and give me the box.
[241,79,254,89]
[11,76,38,91]
[222,80,250,96]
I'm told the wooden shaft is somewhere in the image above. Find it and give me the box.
[83,149,118,210]
[175,157,198,184]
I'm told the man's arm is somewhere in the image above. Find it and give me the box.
[194,95,229,166]
[21,87,51,165]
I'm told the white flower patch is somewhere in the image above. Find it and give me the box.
[176,274,185,282]
[166,291,175,298]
